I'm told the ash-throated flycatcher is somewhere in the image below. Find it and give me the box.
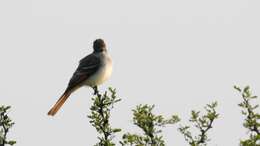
[48,39,112,116]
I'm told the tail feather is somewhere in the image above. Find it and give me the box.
[47,92,71,116]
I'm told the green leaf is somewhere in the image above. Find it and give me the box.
[8,140,16,145]
[112,128,121,133]
[234,85,242,92]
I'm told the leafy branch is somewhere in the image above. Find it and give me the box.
[120,104,180,146]
[179,102,219,146]
[234,86,260,146]
[88,87,122,146]
[0,106,16,146]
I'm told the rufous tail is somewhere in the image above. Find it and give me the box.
[47,91,71,116]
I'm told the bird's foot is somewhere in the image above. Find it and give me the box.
[93,86,98,95]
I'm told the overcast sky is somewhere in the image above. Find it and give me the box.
[1,0,260,145]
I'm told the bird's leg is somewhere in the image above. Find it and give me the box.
[93,86,99,95]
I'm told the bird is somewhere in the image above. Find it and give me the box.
[47,39,112,116]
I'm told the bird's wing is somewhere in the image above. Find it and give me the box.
[65,53,101,92]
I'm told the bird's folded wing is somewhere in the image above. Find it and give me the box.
[65,54,100,92]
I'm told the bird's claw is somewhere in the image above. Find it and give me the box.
[93,86,98,95]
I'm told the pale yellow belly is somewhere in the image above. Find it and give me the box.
[84,62,112,87]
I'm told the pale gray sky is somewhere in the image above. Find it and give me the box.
[0,0,260,145]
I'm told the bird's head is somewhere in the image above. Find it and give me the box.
[93,39,107,52]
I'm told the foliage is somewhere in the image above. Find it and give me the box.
[88,87,122,146]
[234,86,260,146]
[0,106,16,146]
[120,104,180,146]
[5,85,260,146]
[178,102,219,146]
